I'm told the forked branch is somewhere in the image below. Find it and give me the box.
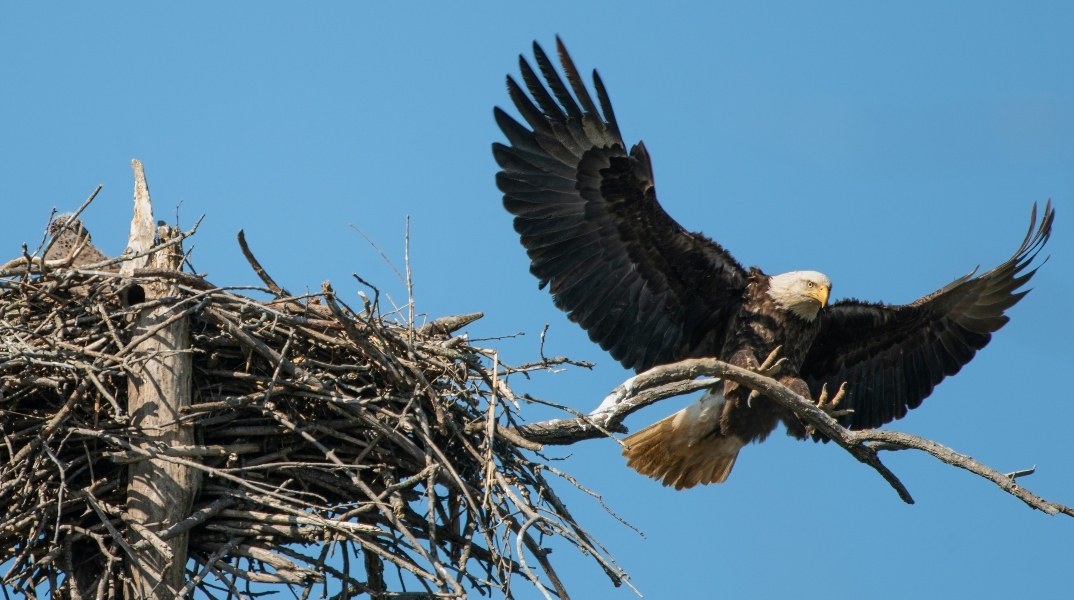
[514,357,1073,517]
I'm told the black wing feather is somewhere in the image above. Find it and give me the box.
[591,70,622,142]
[505,77,551,136]
[555,37,600,117]
[802,202,1055,433]
[533,42,584,121]
[494,40,749,372]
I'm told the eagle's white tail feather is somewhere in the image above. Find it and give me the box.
[622,390,744,490]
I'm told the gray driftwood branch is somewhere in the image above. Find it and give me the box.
[513,358,1073,517]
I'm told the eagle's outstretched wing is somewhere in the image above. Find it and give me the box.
[800,202,1055,432]
[494,38,749,372]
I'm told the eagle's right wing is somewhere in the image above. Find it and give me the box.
[493,38,749,373]
[800,202,1054,433]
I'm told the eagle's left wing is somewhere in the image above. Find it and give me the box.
[493,39,750,373]
[799,202,1054,432]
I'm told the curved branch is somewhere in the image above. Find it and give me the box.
[852,429,1074,517]
[514,358,1073,516]
[514,379,718,445]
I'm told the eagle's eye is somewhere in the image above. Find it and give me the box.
[806,281,814,288]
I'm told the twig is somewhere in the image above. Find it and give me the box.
[1006,466,1037,480]
[235,230,289,297]
[349,224,406,286]
[405,215,414,337]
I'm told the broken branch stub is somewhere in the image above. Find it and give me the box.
[123,161,199,599]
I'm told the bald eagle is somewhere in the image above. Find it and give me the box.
[492,38,1055,490]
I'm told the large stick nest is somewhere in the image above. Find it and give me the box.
[0,216,625,599]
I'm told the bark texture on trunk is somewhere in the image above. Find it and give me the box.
[122,160,199,599]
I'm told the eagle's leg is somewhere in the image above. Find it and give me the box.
[747,346,786,406]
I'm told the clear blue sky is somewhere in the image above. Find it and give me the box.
[2,3,1072,599]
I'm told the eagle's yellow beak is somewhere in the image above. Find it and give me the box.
[810,285,830,307]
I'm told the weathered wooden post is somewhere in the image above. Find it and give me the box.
[120,160,199,599]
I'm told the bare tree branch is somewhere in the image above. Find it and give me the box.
[515,357,1073,516]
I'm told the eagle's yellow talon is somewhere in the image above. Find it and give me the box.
[816,383,851,418]
[755,346,785,378]
[746,347,784,408]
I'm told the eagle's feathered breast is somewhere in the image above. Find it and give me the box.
[717,270,824,443]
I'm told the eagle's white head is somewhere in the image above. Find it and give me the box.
[767,270,832,321]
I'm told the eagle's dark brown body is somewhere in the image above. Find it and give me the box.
[493,39,1054,488]
[718,270,821,444]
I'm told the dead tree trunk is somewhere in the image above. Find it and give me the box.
[121,160,199,599]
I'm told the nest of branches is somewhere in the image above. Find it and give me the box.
[0,211,626,599]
